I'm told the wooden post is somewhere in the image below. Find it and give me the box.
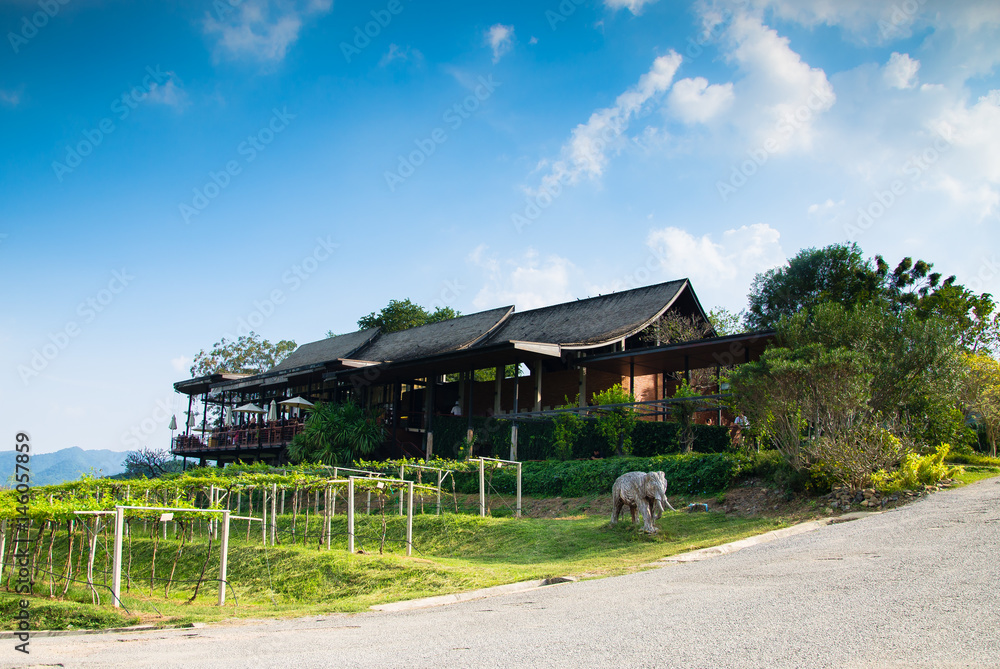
[516,462,522,519]
[326,486,332,550]
[533,360,542,412]
[270,484,277,546]
[399,464,405,516]
[406,481,414,557]
[0,519,7,583]
[579,366,587,408]
[511,362,520,461]
[436,470,442,516]
[218,510,230,606]
[494,366,503,415]
[111,506,124,608]
[347,478,355,554]
[478,458,486,517]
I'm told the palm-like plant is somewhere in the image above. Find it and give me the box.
[288,401,386,465]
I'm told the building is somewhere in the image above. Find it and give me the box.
[171,279,773,466]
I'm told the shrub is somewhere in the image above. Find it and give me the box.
[873,444,961,492]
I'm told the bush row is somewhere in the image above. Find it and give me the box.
[450,452,748,498]
[431,415,732,461]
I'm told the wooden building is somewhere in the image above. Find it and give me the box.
[171,279,773,466]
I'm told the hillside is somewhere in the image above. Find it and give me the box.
[0,446,126,486]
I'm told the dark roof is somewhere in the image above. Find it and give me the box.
[351,306,513,363]
[477,280,688,349]
[269,328,379,372]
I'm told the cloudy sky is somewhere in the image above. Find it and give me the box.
[2,0,998,454]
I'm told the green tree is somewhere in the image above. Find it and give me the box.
[356,299,460,333]
[551,396,583,460]
[190,333,296,377]
[708,307,745,336]
[122,448,182,478]
[670,380,701,453]
[960,352,1000,457]
[591,384,637,456]
[287,402,386,466]
[746,243,882,330]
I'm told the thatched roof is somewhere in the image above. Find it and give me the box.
[352,306,513,363]
[477,280,688,349]
[269,328,378,372]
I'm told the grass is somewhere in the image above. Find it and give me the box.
[2,509,786,630]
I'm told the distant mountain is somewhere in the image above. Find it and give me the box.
[0,447,127,487]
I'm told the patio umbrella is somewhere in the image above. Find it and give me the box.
[233,403,266,414]
[279,397,314,409]
[187,411,197,428]
[268,399,278,422]
[224,406,233,427]
[168,415,177,431]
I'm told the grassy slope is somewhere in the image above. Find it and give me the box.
[2,511,783,630]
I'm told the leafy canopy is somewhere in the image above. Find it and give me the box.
[356,298,459,333]
[190,332,296,377]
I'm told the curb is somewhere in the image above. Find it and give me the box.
[0,622,202,639]
[658,517,843,564]
[370,576,578,613]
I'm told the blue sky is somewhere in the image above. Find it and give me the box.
[2,0,999,455]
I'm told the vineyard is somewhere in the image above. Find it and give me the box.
[0,457,534,624]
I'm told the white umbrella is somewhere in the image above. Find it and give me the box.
[234,403,266,414]
[268,399,278,422]
[224,406,233,427]
[168,415,178,431]
[187,411,197,428]
[279,396,314,409]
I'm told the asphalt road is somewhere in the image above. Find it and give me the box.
[9,477,1000,669]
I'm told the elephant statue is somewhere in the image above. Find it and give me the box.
[611,471,675,533]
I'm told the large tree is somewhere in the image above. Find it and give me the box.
[123,448,181,478]
[189,332,296,377]
[355,299,459,333]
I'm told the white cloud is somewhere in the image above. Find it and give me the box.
[722,12,836,153]
[605,0,661,15]
[0,88,22,107]
[485,24,514,63]
[807,198,843,214]
[533,51,682,193]
[171,356,191,373]
[147,78,187,108]
[668,77,734,123]
[379,43,423,67]
[646,224,785,304]
[204,0,332,63]
[884,52,920,89]
[469,245,579,311]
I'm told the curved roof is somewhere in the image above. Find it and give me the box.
[353,306,513,363]
[477,280,688,348]
[269,328,379,373]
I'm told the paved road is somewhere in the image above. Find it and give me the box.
[10,477,1000,669]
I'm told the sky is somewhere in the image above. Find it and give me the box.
[1,0,999,455]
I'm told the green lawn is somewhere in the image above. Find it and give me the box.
[2,510,785,630]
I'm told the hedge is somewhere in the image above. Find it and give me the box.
[431,415,732,461]
[451,452,747,498]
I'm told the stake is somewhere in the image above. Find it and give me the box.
[479,458,486,517]
[399,464,405,516]
[436,470,442,516]
[270,483,277,546]
[218,510,230,606]
[516,462,522,518]
[347,478,355,554]
[406,481,414,557]
[111,506,124,608]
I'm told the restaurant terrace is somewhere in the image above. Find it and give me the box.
[171,279,774,466]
